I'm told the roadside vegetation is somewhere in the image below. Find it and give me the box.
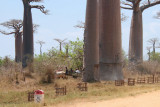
[1,38,160,107]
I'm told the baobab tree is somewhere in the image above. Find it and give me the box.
[0,19,23,62]
[22,0,48,68]
[63,42,70,57]
[54,38,67,52]
[99,0,123,80]
[121,0,160,63]
[36,40,45,55]
[81,0,99,82]
[146,46,152,61]
[148,38,159,54]
[75,1,126,81]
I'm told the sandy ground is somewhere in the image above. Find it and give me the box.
[53,90,160,107]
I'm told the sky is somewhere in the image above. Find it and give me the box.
[0,0,160,60]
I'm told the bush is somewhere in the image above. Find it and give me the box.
[136,61,160,74]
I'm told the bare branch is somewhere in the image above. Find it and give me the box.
[31,5,49,14]
[36,40,45,45]
[148,38,159,44]
[0,30,15,35]
[126,0,133,2]
[54,38,67,43]
[62,38,67,43]
[74,21,85,29]
[141,0,160,12]
[29,0,43,2]
[33,24,39,33]
[0,19,23,30]
[121,1,133,7]
[135,0,142,6]
[0,19,23,36]
[121,0,133,10]
[121,6,133,10]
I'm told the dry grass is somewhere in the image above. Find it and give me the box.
[1,75,160,107]
[1,60,160,107]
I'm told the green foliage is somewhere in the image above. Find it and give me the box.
[122,50,128,67]
[69,38,83,69]
[0,56,14,68]
[150,52,160,62]
[34,38,84,71]
[0,57,3,66]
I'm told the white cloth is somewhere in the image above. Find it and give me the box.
[75,70,81,73]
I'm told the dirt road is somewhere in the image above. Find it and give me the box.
[54,90,160,107]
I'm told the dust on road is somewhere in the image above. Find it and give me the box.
[53,90,160,107]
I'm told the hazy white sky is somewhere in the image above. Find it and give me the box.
[0,0,160,60]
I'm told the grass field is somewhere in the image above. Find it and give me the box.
[1,76,160,107]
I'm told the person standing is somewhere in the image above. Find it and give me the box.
[65,67,68,75]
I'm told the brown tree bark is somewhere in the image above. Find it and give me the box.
[0,19,23,63]
[129,5,143,63]
[15,32,22,62]
[99,0,123,81]
[22,0,34,68]
[121,0,160,64]
[83,0,99,82]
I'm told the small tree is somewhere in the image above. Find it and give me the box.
[146,46,152,61]
[63,42,70,57]
[54,38,67,52]
[36,40,45,55]
[148,38,159,54]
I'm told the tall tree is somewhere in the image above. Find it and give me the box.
[54,38,67,52]
[22,0,48,68]
[0,19,23,62]
[82,0,99,82]
[121,0,160,63]
[36,40,45,55]
[75,1,126,81]
[99,0,123,80]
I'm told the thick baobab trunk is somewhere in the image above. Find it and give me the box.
[94,0,100,81]
[83,0,99,82]
[22,2,34,68]
[99,0,123,81]
[129,10,143,63]
[15,33,22,62]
